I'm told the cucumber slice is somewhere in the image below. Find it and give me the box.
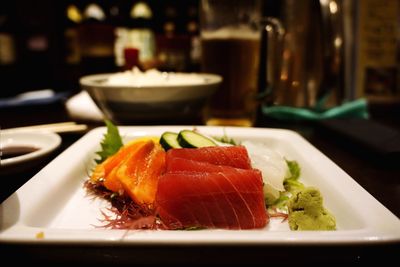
[160,132,182,150]
[178,130,217,148]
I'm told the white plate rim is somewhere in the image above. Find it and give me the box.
[0,126,399,245]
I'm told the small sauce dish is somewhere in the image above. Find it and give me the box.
[1,130,61,168]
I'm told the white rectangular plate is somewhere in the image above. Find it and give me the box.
[1,126,399,245]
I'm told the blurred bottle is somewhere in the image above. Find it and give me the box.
[187,4,201,72]
[128,1,156,69]
[64,4,82,65]
[123,47,139,70]
[0,3,17,97]
[156,4,183,71]
[17,0,58,93]
[155,2,193,72]
[0,13,16,66]
[79,2,116,74]
[111,0,130,68]
[351,0,400,103]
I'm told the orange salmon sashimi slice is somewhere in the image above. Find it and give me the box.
[116,140,166,206]
[90,139,146,183]
[90,139,149,192]
[103,140,151,193]
[90,139,166,206]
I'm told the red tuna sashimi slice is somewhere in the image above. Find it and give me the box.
[166,157,230,173]
[165,158,266,228]
[165,157,247,174]
[156,168,268,229]
[166,146,251,169]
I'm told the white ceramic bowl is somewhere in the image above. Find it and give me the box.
[80,72,222,123]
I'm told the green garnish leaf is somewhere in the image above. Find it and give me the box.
[284,179,305,192]
[272,194,290,208]
[95,120,123,164]
[286,160,301,180]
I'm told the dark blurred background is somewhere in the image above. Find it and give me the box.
[0,0,280,98]
[0,0,398,104]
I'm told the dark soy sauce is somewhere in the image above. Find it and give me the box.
[1,146,39,159]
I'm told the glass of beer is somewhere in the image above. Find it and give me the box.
[200,0,265,127]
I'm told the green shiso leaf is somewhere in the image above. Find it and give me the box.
[95,120,123,164]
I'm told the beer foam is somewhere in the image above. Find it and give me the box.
[201,26,260,40]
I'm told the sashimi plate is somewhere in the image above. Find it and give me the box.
[1,126,399,245]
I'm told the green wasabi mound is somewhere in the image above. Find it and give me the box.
[288,187,336,231]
